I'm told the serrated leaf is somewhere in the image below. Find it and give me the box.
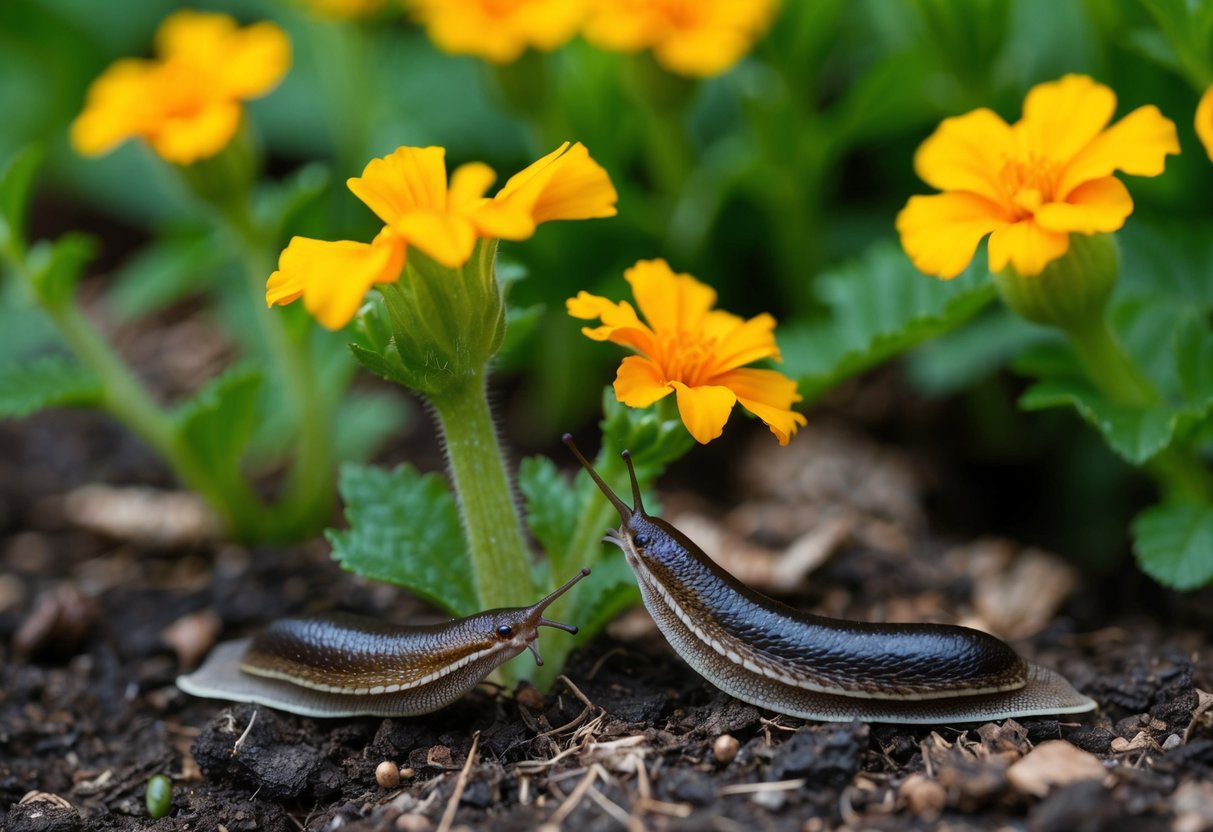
[781,241,996,400]
[27,234,97,310]
[0,145,45,255]
[1132,500,1213,590]
[0,356,101,418]
[327,463,476,617]
[573,553,640,639]
[520,456,585,557]
[173,367,262,481]
[1019,379,1176,465]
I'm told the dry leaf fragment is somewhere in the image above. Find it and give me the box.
[1006,741,1106,797]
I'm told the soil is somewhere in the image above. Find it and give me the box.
[3,403,1213,832]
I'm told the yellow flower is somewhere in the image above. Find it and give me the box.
[407,0,587,63]
[896,74,1179,279]
[1196,84,1213,164]
[71,11,290,165]
[568,259,805,445]
[268,142,617,329]
[583,0,777,77]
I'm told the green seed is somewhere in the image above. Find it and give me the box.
[145,774,172,819]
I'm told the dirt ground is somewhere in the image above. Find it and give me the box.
[3,403,1213,832]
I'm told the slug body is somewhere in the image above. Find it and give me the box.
[177,568,589,718]
[563,437,1095,724]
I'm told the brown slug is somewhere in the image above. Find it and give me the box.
[176,567,590,717]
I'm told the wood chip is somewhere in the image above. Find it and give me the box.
[899,773,946,819]
[162,609,221,670]
[62,484,219,547]
[1006,741,1106,797]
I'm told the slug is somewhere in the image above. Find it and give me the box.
[176,568,590,718]
[563,436,1096,724]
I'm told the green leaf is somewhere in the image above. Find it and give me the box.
[332,388,410,464]
[107,228,226,322]
[0,145,45,255]
[520,455,586,557]
[173,366,262,483]
[1019,379,1188,465]
[327,463,476,617]
[781,241,996,400]
[348,341,416,390]
[1132,500,1213,590]
[27,234,97,310]
[573,553,640,640]
[0,355,101,419]
[1175,313,1213,407]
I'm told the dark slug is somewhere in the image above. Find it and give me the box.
[563,435,1095,724]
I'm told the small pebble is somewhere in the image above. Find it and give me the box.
[376,761,401,789]
[712,734,740,764]
[516,685,545,710]
[145,775,173,819]
[395,813,432,832]
[900,772,946,818]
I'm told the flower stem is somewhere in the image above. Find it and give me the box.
[1064,317,1158,407]
[429,372,536,613]
[223,206,335,538]
[50,301,265,533]
[1064,317,1213,502]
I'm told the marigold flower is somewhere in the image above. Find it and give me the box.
[269,142,616,329]
[568,259,805,445]
[71,10,290,165]
[896,74,1179,279]
[1196,84,1213,164]
[583,0,777,77]
[407,0,587,63]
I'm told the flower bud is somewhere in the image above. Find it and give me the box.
[995,233,1119,332]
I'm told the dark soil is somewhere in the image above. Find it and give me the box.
[3,408,1213,832]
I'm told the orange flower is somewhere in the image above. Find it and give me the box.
[568,259,805,444]
[583,0,777,77]
[71,10,290,165]
[269,142,617,329]
[896,74,1179,279]
[1196,84,1213,164]
[407,0,587,62]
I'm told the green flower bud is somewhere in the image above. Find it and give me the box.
[356,239,505,398]
[995,233,1119,333]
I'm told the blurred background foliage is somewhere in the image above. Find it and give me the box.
[3,0,1212,567]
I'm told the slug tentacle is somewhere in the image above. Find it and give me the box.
[562,435,1095,724]
[177,567,590,718]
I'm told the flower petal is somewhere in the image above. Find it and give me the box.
[986,220,1069,276]
[566,292,656,354]
[1018,74,1116,165]
[714,368,806,445]
[670,382,737,445]
[448,162,496,209]
[624,259,717,334]
[1056,105,1179,198]
[70,59,158,157]
[1034,177,1132,234]
[393,211,477,268]
[266,232,405,330]
[703,312,781,373]
[348,146,449,227]
[148,99,242,165]
[895,192,1009,279]
[913,108,1015,202]
[488,142,617,229]
[1197,84,1213,164]
[614,355,673,408]
[216,21,292,99]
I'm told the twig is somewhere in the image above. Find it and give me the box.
[232,709,258,756]
[436,731,479,832]
[556,675,595,710]
[585,647,626,680]
[549,765,598,825]
[718,779,805,796]
[585,782,634,829]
